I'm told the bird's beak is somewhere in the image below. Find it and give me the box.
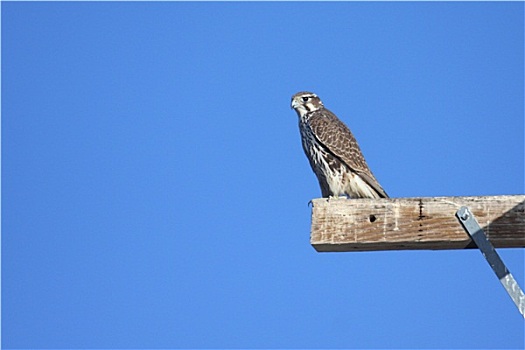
[291,99,299,110]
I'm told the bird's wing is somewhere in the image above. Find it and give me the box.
[308,109,388,198]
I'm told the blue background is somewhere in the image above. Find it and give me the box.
[3,2,524,348]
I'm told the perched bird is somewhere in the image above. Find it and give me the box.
[291,91,388,199]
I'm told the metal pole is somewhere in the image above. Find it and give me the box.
[456,206,524,318]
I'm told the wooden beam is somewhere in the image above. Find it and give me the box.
[310,195,525,252]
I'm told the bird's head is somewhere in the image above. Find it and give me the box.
[291,91,324,117]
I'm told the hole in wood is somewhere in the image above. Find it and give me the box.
[369,214,377,223]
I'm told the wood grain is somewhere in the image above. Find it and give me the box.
[310,195,525,252]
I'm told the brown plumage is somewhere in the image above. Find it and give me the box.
[291,91,388,199]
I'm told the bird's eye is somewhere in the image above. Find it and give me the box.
[302,97,309,102]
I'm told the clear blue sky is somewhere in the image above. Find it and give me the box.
[3,1,524,348]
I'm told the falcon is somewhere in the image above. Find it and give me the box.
[291,91,388,199]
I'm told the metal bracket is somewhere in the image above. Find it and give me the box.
[456,206,525,318]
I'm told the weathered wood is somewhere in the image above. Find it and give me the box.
[310,195,525,252]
